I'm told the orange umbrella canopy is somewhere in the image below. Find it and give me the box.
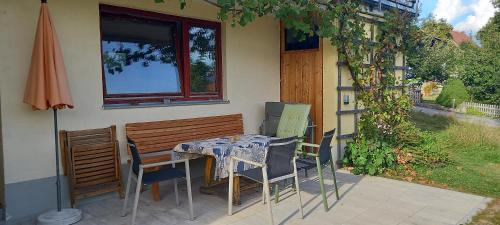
[23,3,73,110]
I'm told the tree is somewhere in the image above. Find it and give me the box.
[459,1,499,105]
[407,18,463,82]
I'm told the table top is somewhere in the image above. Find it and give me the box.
[173,134,272,179]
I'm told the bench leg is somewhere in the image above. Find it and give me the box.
[146,166,161,201]
[152,183,161,201]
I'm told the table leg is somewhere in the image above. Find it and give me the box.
[200,156,217,195]
[233,176,241,205]
[203,156,215,188]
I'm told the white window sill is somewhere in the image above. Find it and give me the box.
[102,99,230,110]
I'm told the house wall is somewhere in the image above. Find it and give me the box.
[0,88,5,219]
[0,0,280,220]
[322,39,339,158]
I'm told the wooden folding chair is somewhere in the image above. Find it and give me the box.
[60,126,124,207]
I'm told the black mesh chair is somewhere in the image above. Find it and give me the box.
[260,102,285,136]
[122,137,194,225]
[296,129,340,211]
[228,136,304,225]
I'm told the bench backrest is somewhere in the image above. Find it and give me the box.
[125,114,244,154]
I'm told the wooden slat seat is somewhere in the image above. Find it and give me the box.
[60,126,124,207]
[125,114,244,201]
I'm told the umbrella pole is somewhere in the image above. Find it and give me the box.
[53,108,62,211]
[36,111,83,225]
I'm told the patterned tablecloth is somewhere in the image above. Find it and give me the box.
[173,134,272,180]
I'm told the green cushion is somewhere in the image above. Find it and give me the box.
[276,104,311,138]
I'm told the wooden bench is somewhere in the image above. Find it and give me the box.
[60,126,124,207]
[125,114,244,201]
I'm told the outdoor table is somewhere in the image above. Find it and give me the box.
[173,134,273,204]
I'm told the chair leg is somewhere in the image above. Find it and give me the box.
[329,156,340,200]
[262,184,266,204]
[262,166,274,225]
[172,159,180,207]
[131,168,143,225]
[228,158,234,216]
[185,160,194,220]
[274,183,280,203]
[293,159,304,218]
[174,178,180,206]
[121,164,133,217]
[316,157,328,212]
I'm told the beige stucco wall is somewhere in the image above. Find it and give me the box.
[322,39,337,135]
[0,0,280,184]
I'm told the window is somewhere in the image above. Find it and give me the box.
[284,28,319,51]
[99,5,222,105]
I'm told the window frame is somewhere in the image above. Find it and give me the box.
[99,4,223,106]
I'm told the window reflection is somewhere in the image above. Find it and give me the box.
[101,14,181,94]
[189,27,217,93]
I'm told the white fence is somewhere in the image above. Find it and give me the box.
[459,102,500,117]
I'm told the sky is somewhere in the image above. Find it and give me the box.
[419,0,496,34]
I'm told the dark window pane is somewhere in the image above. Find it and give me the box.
[189,26,217,93]
[100,13,181,94]
[284,28,319,51]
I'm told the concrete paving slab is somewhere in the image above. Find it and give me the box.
[12,170,489,225]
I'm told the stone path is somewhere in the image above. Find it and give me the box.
[414,106,500,127]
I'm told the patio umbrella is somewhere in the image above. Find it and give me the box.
[23,1,81,224]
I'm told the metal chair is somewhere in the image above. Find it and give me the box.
[228,136,304,225]
[273,103,311,202]
[296,129,340,211]
[260,102,285,136]
[122,137,194,225]
[260,102,314,139]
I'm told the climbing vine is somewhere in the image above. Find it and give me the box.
[157,0,423,174]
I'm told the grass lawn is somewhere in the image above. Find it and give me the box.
[422,94,438,104]
[403,112,500,224]
[409,112,500,198]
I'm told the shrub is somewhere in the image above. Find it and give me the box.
[343,123,450,175]
[436,79,470,108]
[343,138,396,175]
[403,131,449,167]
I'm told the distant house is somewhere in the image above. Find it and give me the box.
[451,31,472,45]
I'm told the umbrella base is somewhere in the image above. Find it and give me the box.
[37,208,82,225]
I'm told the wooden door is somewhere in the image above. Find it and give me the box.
[280,25,323,144]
